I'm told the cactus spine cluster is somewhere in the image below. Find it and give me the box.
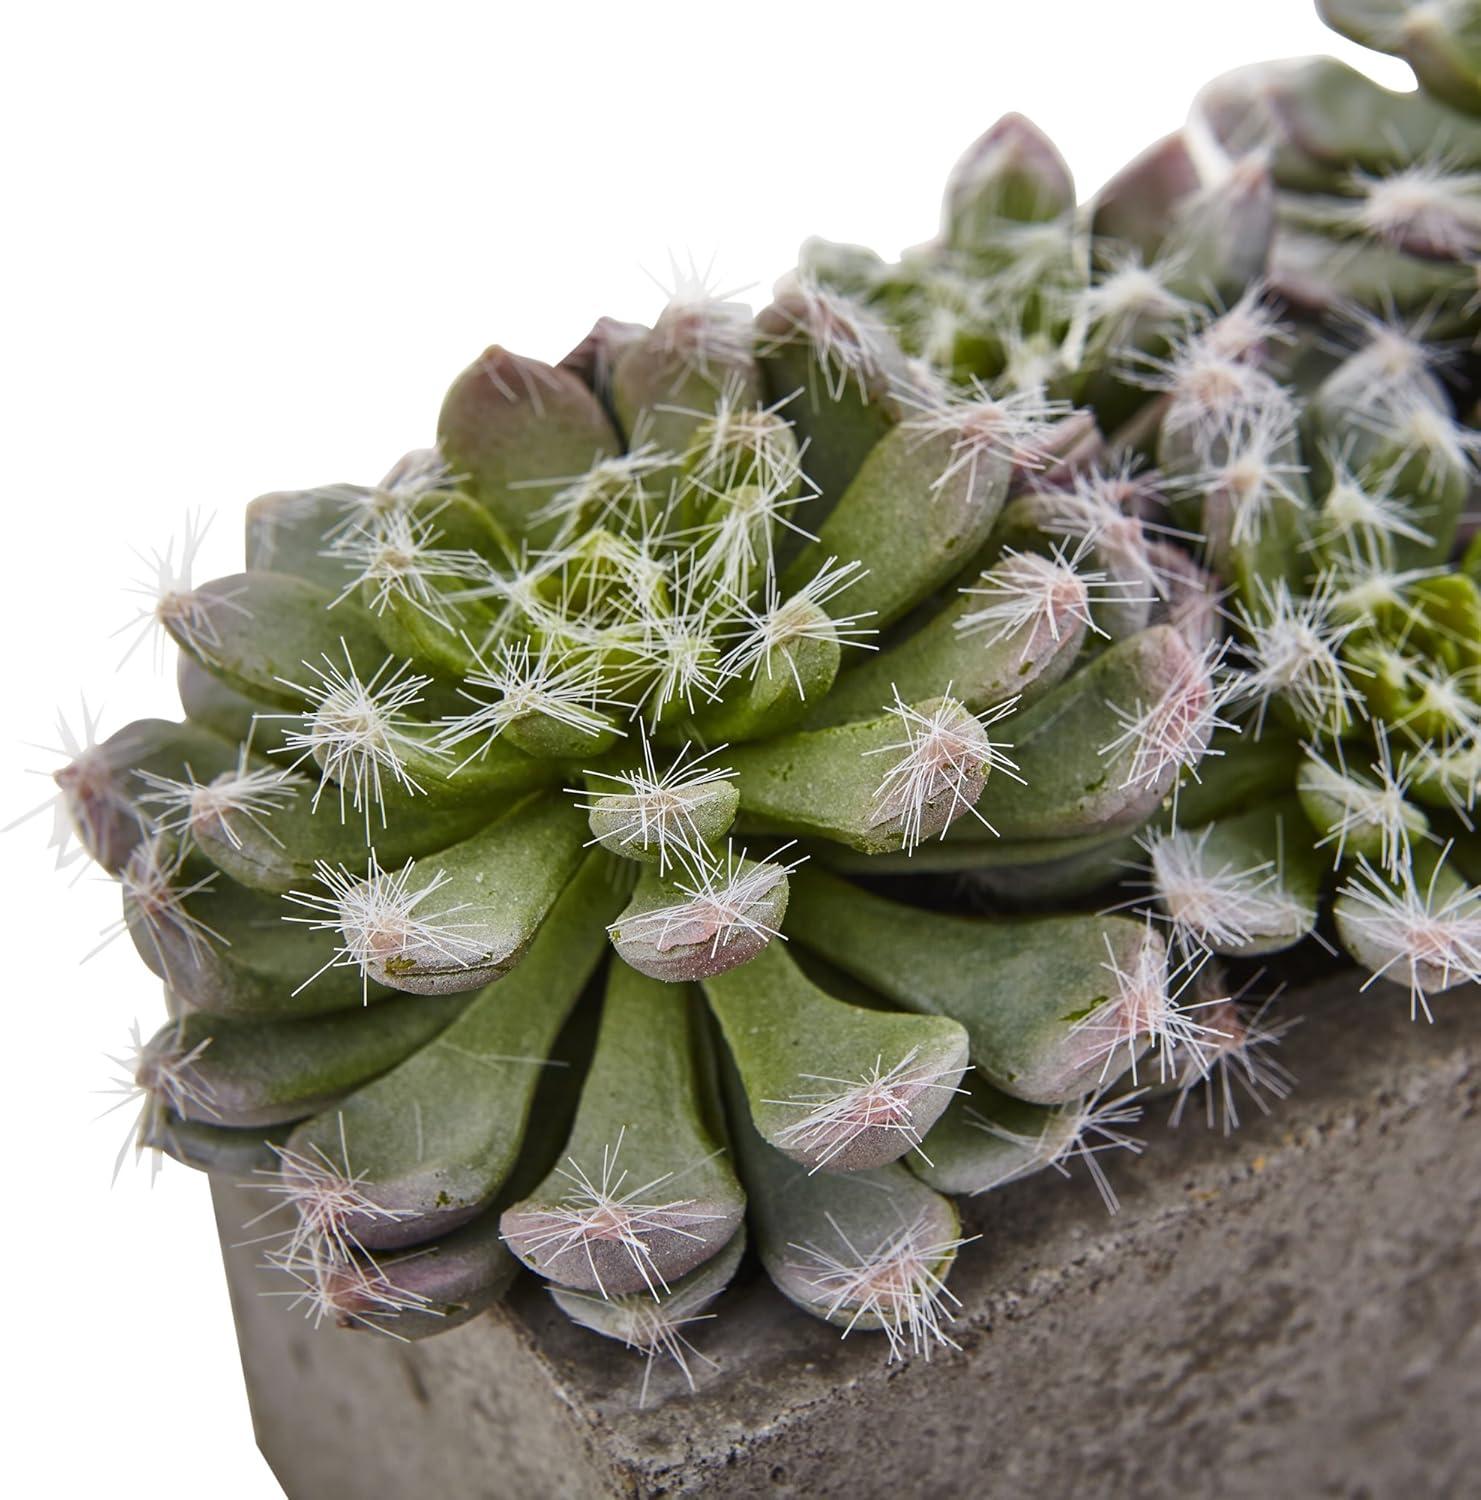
[30,2,1480,1398]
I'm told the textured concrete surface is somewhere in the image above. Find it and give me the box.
[214,970,1481,1499]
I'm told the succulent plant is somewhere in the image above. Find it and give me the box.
[26,3,1480,1401]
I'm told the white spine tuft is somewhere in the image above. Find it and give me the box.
[1337,850,1481,1022]
[715,557,876,686]
[271,646,437,833]
[1138,824,1303,956]
[759,280,891,402]
[866,689,1022,852]
[117,511,247,669]
[897,380,1075,494]
[522,442,677,535]
[1230,577,1365,736]
[1304,729,1422,877]
[1072,934,1231,1086]
[284,852,485,1000]
[609,841,804,957]
[436,638,621,762]
[325,508,492,623]
[955,539,1146,652]
[261,1241,435,1339]
[1169,401,1308,549]
[972,1088,1147,1215]
[1167,991,1296,1135]
[8,700,114,873]
[1099,640,1233,792]
[646,260,755,382]
[1305,448,1434,560]
[102,1020,218,1181]
[785,1210,972,1362]
[94,832,227,983]
[1349,156,1481,260]
[765,1047,968,1172]
[572,736,737,877]
[557,1289,720,1407]
[510,1128,729,1300]
[137,751,303,853]
[244,1116,416,1266]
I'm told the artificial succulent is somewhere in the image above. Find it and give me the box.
[27,2,1480,1401]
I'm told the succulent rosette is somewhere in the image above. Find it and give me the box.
[27,0,1479,1399]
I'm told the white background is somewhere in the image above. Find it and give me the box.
[0,4,1403,1495]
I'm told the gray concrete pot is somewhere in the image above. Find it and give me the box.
[212,972,1480,1499]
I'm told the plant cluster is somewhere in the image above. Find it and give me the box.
[29,0,1480,1399]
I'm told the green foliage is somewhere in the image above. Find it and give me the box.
[39,5,1481,1391]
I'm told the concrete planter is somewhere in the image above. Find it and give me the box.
[213,972,1480,1499]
